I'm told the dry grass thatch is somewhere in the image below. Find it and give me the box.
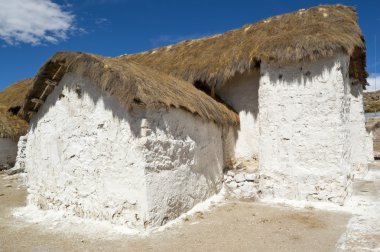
[20,52,239,126]
[121,4,367,88]
[0,105,28,139]
[0,78,32,138]
[0,79,32,139]
[0,78,33,108]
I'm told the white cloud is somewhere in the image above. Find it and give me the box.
[366,74,380,92]
[0,0,75,45]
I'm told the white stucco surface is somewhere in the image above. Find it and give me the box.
[141,109,224,226]
[0,138,18,167]
[221,126,236,168]
[259,54,353,204]
[218,71,260,159]
[365,131,374,162]
[13,134,28,171]
[349,81,369,178]
[23,73,224,229]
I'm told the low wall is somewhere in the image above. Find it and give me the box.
[366,117,380,159]
[0,138,18,169]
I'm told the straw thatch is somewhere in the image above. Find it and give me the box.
[0,78,33,109]
[20,52,239,126]
[0,78,32,139]
[0,105,28,139]
[121,4,367,88]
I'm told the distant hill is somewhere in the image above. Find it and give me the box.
[364,90,380,113]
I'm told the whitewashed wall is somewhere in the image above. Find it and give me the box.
[218,71,260,160]
[23,73,224,229]
[0,138,18,167]
[258,54,352,204]
[221,126,237,168]
[365,130,374,162]
[141,108,224,226]
[349,81,369,178]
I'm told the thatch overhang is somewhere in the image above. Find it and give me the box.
[20,52,239,126]
[0,78,32,139]
[121,4,367,88]
[0,105,28,139]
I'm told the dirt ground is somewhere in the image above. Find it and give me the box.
[0,172,350,252]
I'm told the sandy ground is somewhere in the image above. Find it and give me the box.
[0,173,352,252]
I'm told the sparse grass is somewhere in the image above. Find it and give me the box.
[364,90,380,113]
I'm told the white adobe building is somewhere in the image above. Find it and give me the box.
[14,4,372,229]
[123,4,370,204]
[19,52,238,229]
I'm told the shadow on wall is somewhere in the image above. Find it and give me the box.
[213,69,260,160]
[216,69,260,121]
[264,55,339,88]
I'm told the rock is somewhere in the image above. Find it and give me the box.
[233,188,241,195]
[234,162,244,170]
[240,181,256,192]
[242,190,256,198]
[227,170,235,177]
[6,167,23,175]
[224,174,232,183]
[245,173,256,181]
[0,163,11,171]
[227,181,238,188]
[235,173,246,183]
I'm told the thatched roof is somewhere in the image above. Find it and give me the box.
[0,105,28,139]
[20,52,239,126]
[121,4,367,88]
[0,78,32,139]
[0,78,32,109]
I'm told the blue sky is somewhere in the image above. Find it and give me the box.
[0,0,379,91]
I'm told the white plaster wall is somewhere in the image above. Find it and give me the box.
[218,71,260,159]
[25,74,149,229]
[13,134,28,171]
[141,108,224,226]
[259,54,352,204]
[365,130,374,162]
[0,138,18,166]
[221,126,236,168]
[349,81,369,177]
[24,73,224,229]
